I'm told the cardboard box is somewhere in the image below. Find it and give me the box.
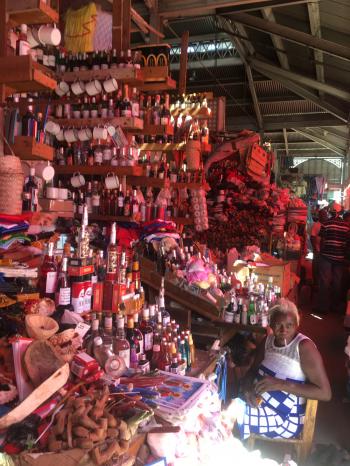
[231,260,292,297]
[39,199,74,212]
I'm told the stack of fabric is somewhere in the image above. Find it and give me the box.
[140,219,180,244]
[0,214,30,252]
[287,197,307,224]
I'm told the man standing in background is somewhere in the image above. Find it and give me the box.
[317,203,350,314]
[311,208,328,289]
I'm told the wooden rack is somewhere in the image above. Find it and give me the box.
[58,68,144,86]
[0,55,57,93]
[139,142,212,152]
[54,165,143,177]
[75,213,193,225]
[49,116,144,131]
[7,0,59,25]
[143,124,174,136]
[12,136,54,161]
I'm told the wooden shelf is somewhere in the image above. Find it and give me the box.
[54,165,143,176]
[0,55,56,92]
[127,175,167,188]
[143,124,174,136]
[140,142,211,152]
[171,107,212,120]
[7,0,59,25]
[58,67,143,85]
[173,181,203,189]
[75,213,134,223]
[75,213,191,224]
[50,116,143,131]
[12,136,54,161]
[140,76,177,92]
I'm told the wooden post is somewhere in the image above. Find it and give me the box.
[0,0,7,156]
[149,0,162,44]
[178,31,189,95]
[113,0,131,54]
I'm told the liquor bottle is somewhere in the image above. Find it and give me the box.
[91,181,100,215]
[184,334,191,369]
[152,95,161,125]
[85,318,101,356]
[113,315,130,368]
[248,296,257,325]
[150,342,161,370]
[125,49,133,68]
[123,190,131,217]
[126,318,139,368]
[131,87,140,117]
[158,340,171,372]
[22,167,38,212]
[55,257,73,312]
[85,181,92,214]
[106,222,118,279]
[103,312,114,346]
[131,188,139,215]
[138,353,150,373]
[39,241,58,299]
[133,313,144,355]
[117,187,124,216]
[111,49,118,69]
[170,355,179,374]
[77,205,90,259]
[22,99,38,138]
[121,85,132,117]
[93,336,113,368]
[140,308,153,359]
[16,24,30,56]
[159,278,170,326]
[160,94,171,126]
[241,304,248,325]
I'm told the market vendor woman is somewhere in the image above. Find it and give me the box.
[235,299,331,440]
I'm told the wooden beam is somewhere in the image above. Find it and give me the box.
[159,0,307,18]
[252,66,348,123]
[250,58,350,102]
[178,31,189,95]
[112,0,131,53]
[131,6,164,39]
[292,128,346,157]
[230,11,350,62]
[307,1,324,94]
[283,128,289,156]
[261,8,289,70]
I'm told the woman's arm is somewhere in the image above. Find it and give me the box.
[255,339,332,401]
[240,337,266,406]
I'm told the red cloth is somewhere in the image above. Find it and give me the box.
[116,225,140,248]
[0,213,32,224]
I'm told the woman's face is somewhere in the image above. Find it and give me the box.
[271,311,298,346]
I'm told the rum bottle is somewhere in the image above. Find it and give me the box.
[39,242,58,299]
[114,315,130,368]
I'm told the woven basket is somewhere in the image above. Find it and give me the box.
[185,140,201,170]
[0,156,24,215]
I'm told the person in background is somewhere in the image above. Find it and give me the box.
[233,299,331,440]
[310,208,328,289]
[317,202,350,314]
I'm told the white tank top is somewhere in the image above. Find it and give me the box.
[262,333,312,382]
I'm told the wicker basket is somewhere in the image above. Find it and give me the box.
[185,139,201,170]
[0,155,24,215]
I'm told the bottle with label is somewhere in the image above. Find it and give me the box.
[170,355,179,374]
[160,94,171,126]
[159,277,170,326]
[138,353,150,374]
[103,313,114,346]
[126,318,139,368]
[131,189,139,215]
[22,167,38,212]
[22,99,38,138]
[93,336,113,368]
[84,318,101,354]
[158,340,170,371]
[121,85,132,117]
[16,24,30,56]
[131,87,140,117]
[117,187,124,215]
[224,294,237,323]
[113,315,130,368]
[133,313,144,356]
[39,242,58,300]
[123,190,131,217]
[241,304,248,325]
[55,257,73,312]
[106,222,118,279]
[248,296,257,325]
[150,342,160,370]
[140,308,153,359]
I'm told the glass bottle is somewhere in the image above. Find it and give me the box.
[133,313,144,356]
[106,222,118,279]
[126,318,139,368]
[39,242,58,299]
[140,308,153,359]
[22,167,38,212]
[22,99,37,138]
[159,277,170,326]
[113,315,130,368]
[55,257,73,313]
[16,24,30,56]
[85,318,101,356]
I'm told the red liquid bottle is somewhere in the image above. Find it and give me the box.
[39,242,58,299]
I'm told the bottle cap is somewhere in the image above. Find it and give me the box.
[94,336,103,346]
[30,167,35,176]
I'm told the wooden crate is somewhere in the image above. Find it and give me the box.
[7,0,59,25]
[12,136,54,161]
[0,56,56,92]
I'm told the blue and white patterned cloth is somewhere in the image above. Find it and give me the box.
[236,332,310,440]
[237,365,306,440]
